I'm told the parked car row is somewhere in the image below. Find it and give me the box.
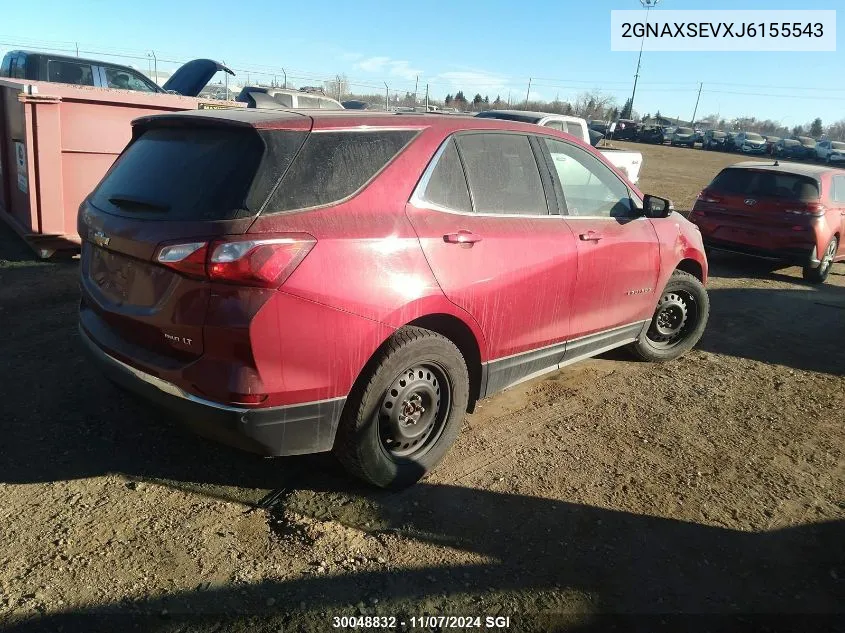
[613,119,843,164]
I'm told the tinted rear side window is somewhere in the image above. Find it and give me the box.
[47,59,94,86]
[419,139,472,213]
[266,130,416,213]
[457,133,547,215]
[91,127,306,221]
[709,169,820,201]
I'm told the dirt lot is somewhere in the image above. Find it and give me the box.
[1,143,843,632]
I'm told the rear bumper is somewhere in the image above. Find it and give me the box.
[78,324,346,457]
[703,239,816,265]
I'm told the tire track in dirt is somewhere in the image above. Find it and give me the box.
[438,364,627,486]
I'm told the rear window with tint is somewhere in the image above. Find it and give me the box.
[676,127,694,134]
[265,130,416,213]
[709,168,820,201]
[91,127,305,221]
[711,131,727,138]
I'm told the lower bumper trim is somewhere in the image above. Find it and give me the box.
[78,324,346,457]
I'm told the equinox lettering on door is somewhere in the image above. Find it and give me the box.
[164,333,193,346]
[626,288,653,296]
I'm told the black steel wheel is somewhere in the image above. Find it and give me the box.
[646,290,696,349]
[333,326,469,489]
[628,270,710,362]
[378,363,450,459]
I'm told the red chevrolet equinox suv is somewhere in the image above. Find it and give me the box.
[691,161,845,283]
[78,109,709,488]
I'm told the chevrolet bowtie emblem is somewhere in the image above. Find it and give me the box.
[91,230,110,248]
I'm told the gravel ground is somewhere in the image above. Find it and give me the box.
[1,143,843,632]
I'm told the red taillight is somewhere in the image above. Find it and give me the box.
[154,233,316,287]
[208,234,316,287]
[785,203,826,217]
[696,189,721,204]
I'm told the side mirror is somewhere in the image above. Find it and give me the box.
[643,194,674,218]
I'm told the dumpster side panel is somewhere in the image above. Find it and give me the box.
[0,78,244,255]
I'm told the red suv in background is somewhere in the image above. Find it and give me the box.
[78,109,709,488]
[691,161,845,283]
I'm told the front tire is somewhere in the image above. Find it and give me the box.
[803,237,838,284]
[628,271,710,363]
[333,326,469,489]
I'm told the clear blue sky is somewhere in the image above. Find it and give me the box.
[1,0,842,126]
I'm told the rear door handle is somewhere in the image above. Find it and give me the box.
[579,231,603,241]
[443,230,482,245]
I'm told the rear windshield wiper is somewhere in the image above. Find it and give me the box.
[107,195,170,212]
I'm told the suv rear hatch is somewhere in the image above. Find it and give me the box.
[693,167,822,245]
[79,112,311,367]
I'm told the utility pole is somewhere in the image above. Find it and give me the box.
[414,75,419,105]
[148,51,157,85]
[336,74,342,101]
[282,68,287,89]
[384,82,389,110]
[75,42,79,57]
[507,90,511,106]
[691,82,703,126]
[425,84,429,111]
[525,77,532,107]
[224,61,228,99]
[629,0,660,119]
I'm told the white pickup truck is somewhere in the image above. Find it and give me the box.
[475,110,643,185]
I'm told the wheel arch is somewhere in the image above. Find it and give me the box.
[676,257,704,282]
[406,313,483,412]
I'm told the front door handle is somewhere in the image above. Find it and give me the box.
[579,231,603,241]
[443,230,482,245]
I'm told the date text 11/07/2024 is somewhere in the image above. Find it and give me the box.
[332,615,512,629]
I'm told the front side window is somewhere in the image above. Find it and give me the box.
[104,67,156,92]
[418,139,472,213]
[456,133,547,215]
[298,95,320,108]
[543,138,632,218]
[47,59,95,86]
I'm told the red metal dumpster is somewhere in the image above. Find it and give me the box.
[0,78,243,257]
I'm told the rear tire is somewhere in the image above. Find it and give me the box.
[333,326,469,489]
[802,237,838,284]
[628,271,710,363]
